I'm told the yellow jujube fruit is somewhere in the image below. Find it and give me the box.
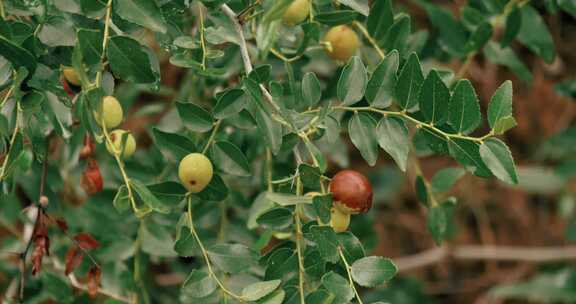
[178,153,214,193]
[94,96,123,129]
[330,207,351,233]
[324,25,360,62]
[282,0,310,26]
[106,130,136,158]
[62,66,81,86]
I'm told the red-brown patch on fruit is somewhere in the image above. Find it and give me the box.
[329,170,373,214]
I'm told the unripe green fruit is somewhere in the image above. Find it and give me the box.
[62,66,81,86]
[324,25,360,62]
[94,96,123,129]
[178,153,214,193]
[330,207,350,233]
[282,0,310,26]
[106,130,136,158]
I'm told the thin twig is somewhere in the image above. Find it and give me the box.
[395,245,576,273]
[294,177,306,304]
[338,248,364,304]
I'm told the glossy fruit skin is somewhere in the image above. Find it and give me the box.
[282,0,310,26]
[329,170,373,214]
[324,25,360,62]
[94,96,123,129]
[106,130,136,158]
[62,67,81,86]
[330,207,351,233]
[178,153,214,193]
[81,159,103,195]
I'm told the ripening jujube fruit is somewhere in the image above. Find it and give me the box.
[329,170,373,215]
[106,130,136,158]
[324,25,360,62]
[330,207,351,233]
[94,96,123,129]
[62,66,81,86]
[178,153,214,193]
[282,0,310,26]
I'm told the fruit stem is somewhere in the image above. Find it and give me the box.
[294,177,306,304]
[186,195,244,302]
[338,247,364,304]
[95,0,113,88]
[202,120,221,154]
[197,1,207,70]
[0,105,20,181]
[353,21,385,60]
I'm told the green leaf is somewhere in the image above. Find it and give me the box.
[321,272,354,302]
[210,141,251,177]
[427,198,458,245]
[250,102,282,154]
[337,56,367,106]
[264,247,298,280]
[394,53,424,110]
[266,192,312,206]
[152,128,196,161]
[349,112,378,166]
[0,35,36,72]
[558,0,576,18]
[419,70,450,125]
[249,65,272,84]
[38,16,76,47]
[465,22,493,53]
[305,289,335,304]
[484,41,532,83]
[241,280,282,301]
[181,270,217,298]
[77,28,103,65]
[365,50,399,108]
[448,139,492,178]
[415,175,429,206]
[517,5,556,64]
[431,168,466,193]
[487,81,513,130]
[420,2,467,57]
[382,15,411,53]
[315,10,359,26]
[257,208,293,230]
[501,7,522,47]
[259,289,286,304]
[130,179,170,214]
[214,89,247,119]
[448,80,481,135]
[113,0,167,33]
[304,249,327,279]
[310,226,340,263]
[479,138,518,184]
[351,256,397,287]
[367,0,394,43]
[147,182,187,207]
[207,243,258,274]
[376,117,410,172]
[313,194,332,224]
[113,185,130,213]
[197,174,229,202]
[299,163,322,188]
[337,232,366,262]
[492,115,517,135]
[140,221,177,257]
[107,36,158,84]
[302,72,322,108]
[262,0,292,24]
[175,102,214,132]
[339,0,368,16]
